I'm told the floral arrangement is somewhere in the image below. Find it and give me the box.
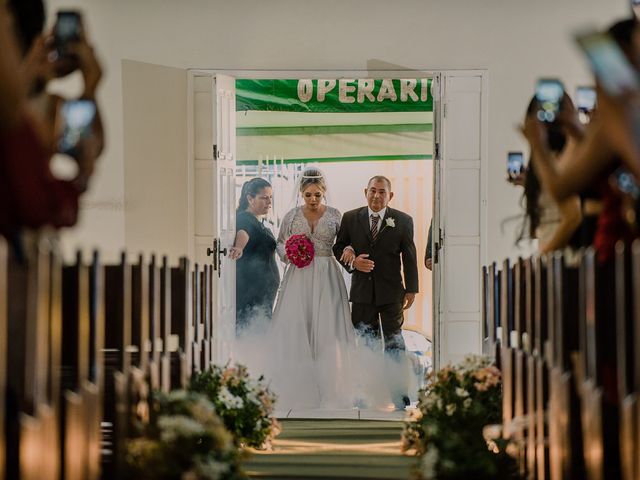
[190,363,281,449]
[285,234,314,268]
[402,355,517,480]
[125,390,245,480]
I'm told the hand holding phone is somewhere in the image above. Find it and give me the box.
[535,78,564,123]
[575,30,640,98]
[507,151,526,186]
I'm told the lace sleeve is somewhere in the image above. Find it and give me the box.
[276,208,296,262]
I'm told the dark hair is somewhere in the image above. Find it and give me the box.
[518,96,568,243]
[367,175,392,190]
[237,178,271,212]
[526,96,567,153]
[8,0,45,55]
[522,159,542,240]
[299,168,327,193]
[608,18,637,53]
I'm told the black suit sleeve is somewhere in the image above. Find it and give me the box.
[333,211,353,272]
[401,216,419,293]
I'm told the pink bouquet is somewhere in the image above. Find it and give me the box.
[285,234,315,268]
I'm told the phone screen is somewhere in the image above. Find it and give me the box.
[54,11,81,56]
[535,79,564,122]
[58,99,96,155]
[576,86,596,112]
[507,152,524,179]
[575,31,640,97]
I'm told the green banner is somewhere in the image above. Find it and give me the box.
[236,79,433,113]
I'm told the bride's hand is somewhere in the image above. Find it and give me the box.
[229,246,243,260]
[340,247,356,265]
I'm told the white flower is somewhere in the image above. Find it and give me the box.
[218,386,244,410]
[421,447,439,478]
[158,415,206,442]
[445,404,456,416]
[385,217,396,228]
[455,387,469,398]
[463,398,472,409]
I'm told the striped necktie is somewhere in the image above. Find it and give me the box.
[370,214,380,241]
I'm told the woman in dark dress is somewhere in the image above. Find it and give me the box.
[230,178,280,335]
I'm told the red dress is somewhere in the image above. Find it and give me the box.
[593,163,638,264]
[0,115,80,240]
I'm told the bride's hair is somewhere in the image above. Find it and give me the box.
[299,168,327,193]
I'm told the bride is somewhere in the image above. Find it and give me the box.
[267,168,357,409]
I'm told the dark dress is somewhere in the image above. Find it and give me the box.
[235,211,280,333]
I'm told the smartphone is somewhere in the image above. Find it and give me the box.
[576,86,596,112]
[612,167,640,199]
[575,30,640,98]
[507,152,524,180]
[57,99,97,156]
[576,86,596,124]
[54,11,81,58]
[535,78,564,123]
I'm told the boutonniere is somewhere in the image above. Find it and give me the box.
[385,217,396,228]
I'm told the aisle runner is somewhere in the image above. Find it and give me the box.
[246,418,414,479]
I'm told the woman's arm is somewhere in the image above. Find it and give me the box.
[539,195,582,254]
[524,115,614,203]
[229,230,249,260]
[0,8,26,129]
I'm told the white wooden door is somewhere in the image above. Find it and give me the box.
[434,72,488,367]
[191,73,237,364]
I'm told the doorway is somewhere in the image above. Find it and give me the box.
[187,69,488,369]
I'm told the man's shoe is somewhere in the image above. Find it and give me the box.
[393,395,411,411]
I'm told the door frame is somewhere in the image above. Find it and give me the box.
[186,68,488,368]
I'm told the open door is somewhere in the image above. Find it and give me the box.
[191,73,237,364]
[433,71,488,368]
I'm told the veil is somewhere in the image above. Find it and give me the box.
[287,165,333,209]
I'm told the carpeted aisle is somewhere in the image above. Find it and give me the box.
[245,419,415,479]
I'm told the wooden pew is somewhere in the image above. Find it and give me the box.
[578,249,606,480]
[0,239,6,480]
[485,263,497,360]
[501,259,515,440]
[202,265,213,370]
[159,256,172,393]
[102,253,132,478]
[192,264,202,374]
[148,255,161,390]
[22,241,62,480]
[535,255,550,480]
[131,254,150,373]
[61,251,91,480]
[632,242,640,480]
[617,242,638,480]
[170,257,192,389]
[523,257,537,478]
[547,252,584,480]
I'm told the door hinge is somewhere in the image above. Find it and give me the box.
[435,142,440,160]
[213,144,218,161]
[443,103,447,118]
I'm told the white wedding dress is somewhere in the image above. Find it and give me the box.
[266,205,357,409]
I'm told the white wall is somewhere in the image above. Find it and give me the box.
[47,0,629,263]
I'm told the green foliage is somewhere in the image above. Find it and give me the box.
[402,355,518,480]
[190,363,281,449]
[125,390,246,480]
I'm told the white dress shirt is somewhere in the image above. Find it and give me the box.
[368,207,386,235]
